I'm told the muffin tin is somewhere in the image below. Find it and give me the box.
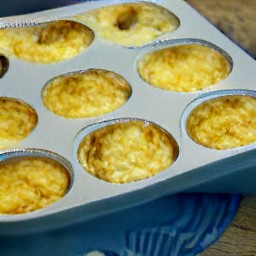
[0,0,256,235]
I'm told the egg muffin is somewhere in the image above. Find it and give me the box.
[0,20,94,64]
[42,69,131,118]
[138,44,231,92]
[0,97,38,149]
[186,95,256,149]
[0,156,70,214]
[75,2,179,46]
[78,120,178,183]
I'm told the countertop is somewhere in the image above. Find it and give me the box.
[186,1,256,255]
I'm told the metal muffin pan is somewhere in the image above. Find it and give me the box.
[0,0,256,234]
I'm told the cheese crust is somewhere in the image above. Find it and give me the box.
[0,20,94,64]
[187,95,256,149]
[0,157,70,214]
[78,121,178,183]
[42,69,131,118]
[0,98,38,149]
[75,3,179,46]
[138,44,230,92]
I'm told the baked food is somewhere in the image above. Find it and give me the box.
[0,54,9,78]
[42,69,131,118]
[0,156,70,214]
[138,44,231,92]
[0,20,94,64]
[0,97,38,149]
[78,120,178,183]
[75,2,179,46]
[186,95,256,149]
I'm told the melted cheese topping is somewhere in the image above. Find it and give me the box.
[0,98,38,149]
[187,95,256,149]
[0,157,70,214]
[138,44,231,92]
[0,20,94,64]
[78,121,178,183]
[75,3,179,46]
[42,69,131,118]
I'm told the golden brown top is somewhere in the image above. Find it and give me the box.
[75,2,179,46]
[138,44,231,92]
[0,20,94,64]
[78,121,178,183]
[0,157,70,214]
[0,97,38,149]
[42,69,131,118]
[186,95,256,149]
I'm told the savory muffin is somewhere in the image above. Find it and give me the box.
[0,156,70,214]
[0,20,94,64]
[42,69,131,118]
[186,95,256,149]
[0,97,38,149]
[75,2,179,46]
[138,44,231,92]
[78,120,178,183]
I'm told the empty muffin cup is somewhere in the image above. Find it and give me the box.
[0,20,94,64]
[75,2,179,47]
[42,69,132,118]
[0,97,38,149]
[77,119,179,184]
[138,41,231,92]
[186,93,256,149]
[0,149,72,214]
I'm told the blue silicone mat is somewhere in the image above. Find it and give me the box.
[0,193,240,256]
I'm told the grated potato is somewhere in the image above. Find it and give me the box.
[0,20,94,64]
[186,95,256,149]
[75,3,179,46]
[0,98,38,149]
[42,69,131,118]
[138,44,231,92]
[78,121,178,183]
[0,156,70,214]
